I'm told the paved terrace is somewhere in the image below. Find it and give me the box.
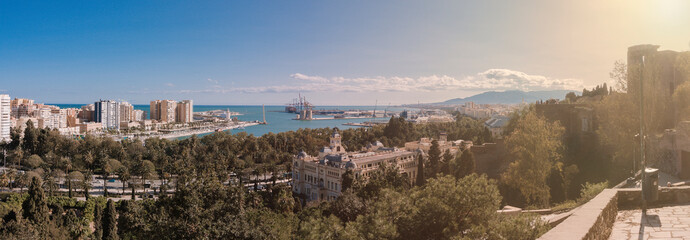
[610,204,690,239]
[538,187,690,240]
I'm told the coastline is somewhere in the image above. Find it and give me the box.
[118,122,260,141]
[162,122,260,140]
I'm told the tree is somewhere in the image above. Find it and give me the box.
[559,163,579,200]
[68,171,83,199]
[93,202,103,239]
[416,152,425,187]
[330,190,366,222]
[116,166,130,195]
[400,174,502,240]
[22,120,39,155]
[595,92,638,180]
[341,169,355,193]
[25,155,44,169]
[102,159,122,197]
[102,199,119,240]
[453,148,475,179]
[138,160,156,196]
[609,60,627,92]
[428,140,441,175]
[673,81,690,121]
[9,127,22,150]
[299,214,346,240]
[82,171,93,200]
[22,176,49,224]
[565,92,578,103]
[441,149,453,174]
[503,110,564,207]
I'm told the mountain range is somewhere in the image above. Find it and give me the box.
[434,90,578,105]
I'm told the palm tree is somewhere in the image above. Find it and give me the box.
[42,169,58,196]
[82,171,93,200]
[61,157,73,198]
[117,166,130,195]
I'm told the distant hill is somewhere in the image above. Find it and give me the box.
[436,90,578,105]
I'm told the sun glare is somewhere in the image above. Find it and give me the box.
[657,0,688,22]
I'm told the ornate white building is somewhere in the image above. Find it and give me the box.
[292,129,419,202]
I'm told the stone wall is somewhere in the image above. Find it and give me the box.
[617,186,690,209]
[540,187,690,239]
[538,189,618,240]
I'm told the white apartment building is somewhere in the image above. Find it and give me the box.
[0,94,10,142]
[133,109,145,122]
[94,100,120,130]
[120,102,134,122]
[176,100,193,123]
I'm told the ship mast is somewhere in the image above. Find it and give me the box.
[373,100,377,119]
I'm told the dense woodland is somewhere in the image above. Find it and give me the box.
[0,114,546,239]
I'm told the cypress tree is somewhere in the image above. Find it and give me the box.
[93,202,103,239]
[22,176,49,224]
[22,120,38,155]
[428,140,441,171]
[416,153,426,186]
[102,199,119,240]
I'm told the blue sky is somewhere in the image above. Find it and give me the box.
[1,1,689,105]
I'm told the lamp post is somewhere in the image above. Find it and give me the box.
[639,55,647,212]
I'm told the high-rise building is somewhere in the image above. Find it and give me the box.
[0,94,10,143]
[133,109,145,122]
[149,100,161,121]
[161,100,177,123]
[176,100,193,123]
[94,100,120,130]
[150,100,178,123]
[119,102,134,122]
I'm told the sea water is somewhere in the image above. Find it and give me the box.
[51,104,410,138]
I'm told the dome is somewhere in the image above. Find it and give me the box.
[297,151,308,159]
[415,148,426,156]
[331,128,341,138]
[345,160,357,169]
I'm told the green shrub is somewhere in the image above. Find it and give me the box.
[577,181,608,204]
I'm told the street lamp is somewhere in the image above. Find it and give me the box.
[639,55,647,212]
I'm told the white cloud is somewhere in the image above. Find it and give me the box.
[135,69,585,95]
[165,83,175,87]
[207,78,219,84]
[276,69,585,93]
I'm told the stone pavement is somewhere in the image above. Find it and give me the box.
[610,204,690,239]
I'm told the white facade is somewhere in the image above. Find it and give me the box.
[292,130,419,202]
[0,94,10,143]
[133,109,145,122]
[176,100,193,123]
[94,100,120,130]
[119,102,134,122]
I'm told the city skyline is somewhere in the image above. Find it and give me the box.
[2,1,690,105]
